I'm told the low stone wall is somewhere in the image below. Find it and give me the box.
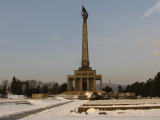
[32,94,48,99]
[78,105,160,113]
[78,99,160,113]
[49,95,75,100]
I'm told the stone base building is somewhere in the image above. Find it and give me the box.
[67,69,102,91]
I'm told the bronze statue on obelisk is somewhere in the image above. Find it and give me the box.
[67,6,102,92]
[81,6,88,22]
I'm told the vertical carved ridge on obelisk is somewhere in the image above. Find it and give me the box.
[82,21,89,68]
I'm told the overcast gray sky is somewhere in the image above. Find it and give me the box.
[1,0,160,85]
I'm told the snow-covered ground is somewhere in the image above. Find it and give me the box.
[68,109,160,120]
[0,95,70,118]
[20,100,87,120]
[20,99,160,120]
[1,96,160,120]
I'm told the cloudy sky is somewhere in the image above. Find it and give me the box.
[0,0,160,85]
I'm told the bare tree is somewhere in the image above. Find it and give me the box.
[1,80,8,94]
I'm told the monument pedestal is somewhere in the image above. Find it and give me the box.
[67,68,102,91]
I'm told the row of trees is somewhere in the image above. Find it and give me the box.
[23,80,67,97]
[120,72,160,97]
[101,72,160,97]
[102,86,113,93]
[102,85,124,93]
[0,76,67,97]
[11,76,22,95]
[1,72,160,97]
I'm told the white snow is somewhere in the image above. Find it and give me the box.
[7,94,27,99]
[20,99,160,120]
[74,95,78,99]
[1,97,160,120]
[84,92,93,98]
[0,97,70,118]
[86,108,99,114]
[20,100,87,120]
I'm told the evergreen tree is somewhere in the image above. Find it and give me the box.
[118,85,123,93]
[11,76,17,94]
[42,85,48,94]
[51,83,59,94]
[16,80,22,95]
[11,76,22,95]
[102,86,113,92]
[24,81,32,97]
[124,85,131,92]
[59,83,67,93]
[123,72,160,97]
[35,85,41,93]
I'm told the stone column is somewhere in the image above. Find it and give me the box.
[74,78,76,91]
[80,78,82,91]
[87,77,89,91]
[67,78,73,91]
[100,77,102,90]
[67,77,69,91]
[93,77,96,91]
[70,79,72,91]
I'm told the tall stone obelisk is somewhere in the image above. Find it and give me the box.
[80,6,91,70]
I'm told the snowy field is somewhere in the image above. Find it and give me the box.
[1,96,160,120]
[0,95,70,118]
[20,99,160,120]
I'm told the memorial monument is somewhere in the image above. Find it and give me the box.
[67,6,102,92]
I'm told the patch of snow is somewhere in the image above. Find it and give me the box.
[87,108,99,114]
[55,97,67,101]
[20,100,88,120]
[85,92,93,98]
[7,94,26,99]
[0,98,70,118]
[74,95,78,99]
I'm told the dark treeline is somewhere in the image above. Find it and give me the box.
[0,76,67,97]
[102,86,113,93]
[101,72,160,97]
[123,72,160,97]
[1,72,160,98]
